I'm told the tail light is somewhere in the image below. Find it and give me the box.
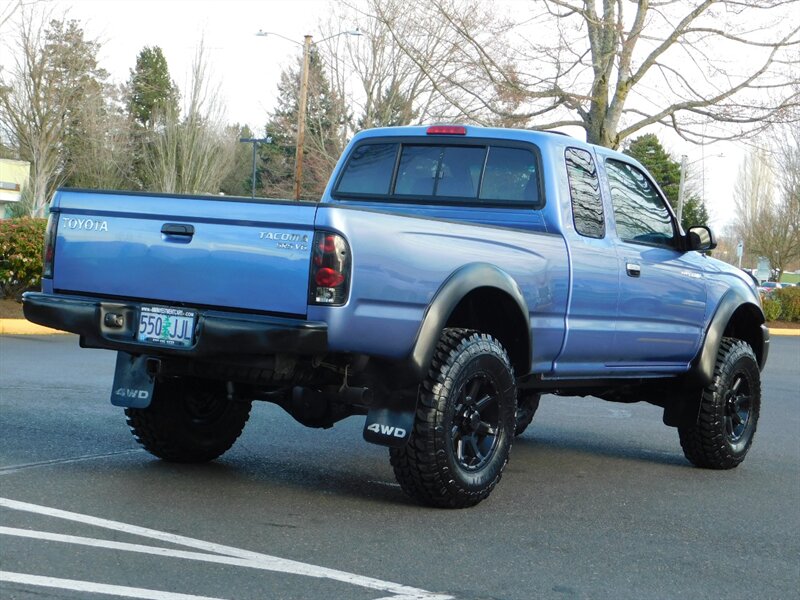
[309,231,351,305]
[42,212,58,279]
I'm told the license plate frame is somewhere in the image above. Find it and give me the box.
[136,305,197,348]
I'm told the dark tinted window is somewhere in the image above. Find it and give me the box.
[335,143,398,195]
[437,146,484,198]
[606,159,675,247]
[394,145,440,196]
[480,147,538,203]
[565,147,604,238]
[335,140,542,206]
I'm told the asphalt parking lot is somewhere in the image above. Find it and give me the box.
[1,334,798,600]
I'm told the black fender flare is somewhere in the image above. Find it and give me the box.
[408,262,531,380]
[689,288,767,387]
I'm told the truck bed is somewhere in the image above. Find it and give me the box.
[49,190,318,317]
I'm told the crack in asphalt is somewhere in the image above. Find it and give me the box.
[0,449,144,475]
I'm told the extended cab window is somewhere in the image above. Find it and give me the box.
[334,140,542,206]
[565,147,604,238]
[606,159,675,247]
[335,143,398,195]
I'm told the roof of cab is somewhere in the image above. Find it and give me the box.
[349,124,635,166]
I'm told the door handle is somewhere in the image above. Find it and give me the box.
[626,262,641,277]
[161,223,195,237]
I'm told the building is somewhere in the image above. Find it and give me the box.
[0,159,31,218]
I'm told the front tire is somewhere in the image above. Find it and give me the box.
[678,338,760,469]
[390,329,517,508]
[125,376,251,463]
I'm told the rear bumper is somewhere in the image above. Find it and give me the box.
[22,292,327,358]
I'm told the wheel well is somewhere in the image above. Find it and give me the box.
[445,287,530,374]
[723,304,765,365]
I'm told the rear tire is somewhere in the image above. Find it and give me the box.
[678,338,760,469]
[390,328,516,508]
[125,377,251,463]
[515,391,541,436]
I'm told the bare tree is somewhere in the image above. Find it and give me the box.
[771,120,800,272]
[67,84,135,190]
[0,10,113,215]
[321,0,451,134]
[371,0,800,148]
[0,0,41,30]
[141,43,237,195]
[731,148,799,276]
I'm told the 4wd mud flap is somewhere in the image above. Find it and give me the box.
[362,390,417,448]
[110,352,155,408]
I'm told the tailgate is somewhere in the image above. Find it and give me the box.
[52,190,317,316]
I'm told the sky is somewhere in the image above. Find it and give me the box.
[1,0,752,231]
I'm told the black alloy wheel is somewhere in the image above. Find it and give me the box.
[452,374,501,470]
[390,328,517,508]
[723,373,752,444]
[679,337,761,469]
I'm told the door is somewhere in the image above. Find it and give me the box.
[603,159,706,367]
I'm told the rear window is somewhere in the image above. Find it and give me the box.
[333,140,542,206]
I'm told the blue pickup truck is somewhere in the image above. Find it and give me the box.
[24,125,769,508]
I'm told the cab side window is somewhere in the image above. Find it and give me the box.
[565,147,604,238]
[606,159,675,247]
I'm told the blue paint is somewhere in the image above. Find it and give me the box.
[49,125,761,379]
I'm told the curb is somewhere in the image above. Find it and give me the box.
[0,319,69,335]
[1,318,798,336]
[769,328,800,337]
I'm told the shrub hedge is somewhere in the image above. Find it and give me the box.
[773,287,800,322]
[0,217,47,299]
[762,297,782,322]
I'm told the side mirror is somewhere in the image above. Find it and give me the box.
[687,225,717,252]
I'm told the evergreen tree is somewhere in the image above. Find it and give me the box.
[260,48,347,200]
[624,134,710,230]
[43,19,111,189]
[127,47,179,129]
[220,124,259,197]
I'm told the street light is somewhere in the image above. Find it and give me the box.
[256,28,362,200]
[239,137,271,199]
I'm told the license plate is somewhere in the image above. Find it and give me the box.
[137,305,196,348]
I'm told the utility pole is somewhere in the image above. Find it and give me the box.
[294,35,313,201]
[255,29,361,201]
[239,137,271,198]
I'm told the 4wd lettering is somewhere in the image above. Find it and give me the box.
[366,423,407,438]
[114,388,150,401]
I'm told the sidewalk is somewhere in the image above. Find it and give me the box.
[1,318,798,336]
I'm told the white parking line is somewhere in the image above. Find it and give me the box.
[0,497,453,600]
[0,571,227,600]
